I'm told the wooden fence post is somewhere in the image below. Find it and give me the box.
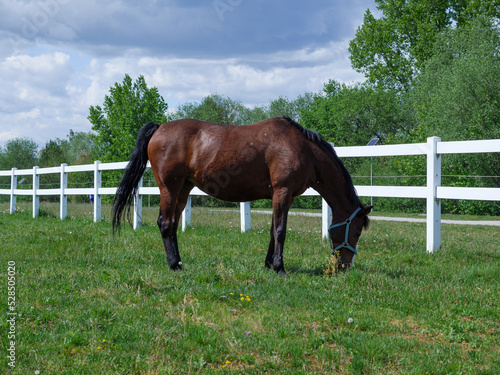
[94,161,101,222]
[10,168,17,214]
[33,166,39,218]
[426,137,441,252]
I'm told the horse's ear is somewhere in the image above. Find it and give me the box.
[357,205,373,229]
[358,205,373,217]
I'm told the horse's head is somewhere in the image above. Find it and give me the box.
[329,205,372,269]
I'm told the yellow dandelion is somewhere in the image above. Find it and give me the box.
[97,346,101,350]
[225,361,231,364]
[240,294,243,297]
[230,292,233,295]
[246,296,251,301]
[102,339,106,343]
[240,297,245,301]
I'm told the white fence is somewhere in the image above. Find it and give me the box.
[1,137,499,252]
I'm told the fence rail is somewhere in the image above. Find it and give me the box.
[1,137,499,252]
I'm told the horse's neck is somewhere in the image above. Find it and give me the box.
[315,156,357,220]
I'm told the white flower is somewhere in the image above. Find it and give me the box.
[347,318,354,324]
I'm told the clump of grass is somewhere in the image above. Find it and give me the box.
[323,251,340,276]
[216,262,235,284]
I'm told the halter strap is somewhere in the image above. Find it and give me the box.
[328,207,362,255]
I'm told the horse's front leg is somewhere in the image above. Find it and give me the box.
[265,217,275,269]
[270,188,292,276]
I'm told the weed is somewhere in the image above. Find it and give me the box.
[323,251,341,276]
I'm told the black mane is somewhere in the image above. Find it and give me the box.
[282,116,362,208]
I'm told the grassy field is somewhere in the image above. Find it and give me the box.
[1,203,499,374]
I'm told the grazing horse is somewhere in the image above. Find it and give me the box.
[112,116,372,275]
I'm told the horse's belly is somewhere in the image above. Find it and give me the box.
[193,172,273,202]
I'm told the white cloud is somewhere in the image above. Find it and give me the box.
[0,52,72,100]
[17,108,41,120]
[0,0,375,147]
[98,39,362,105]
[0,39,365,145]
[0,51,81,144]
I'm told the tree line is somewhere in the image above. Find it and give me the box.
[1,2,499,214]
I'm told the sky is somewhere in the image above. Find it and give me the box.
[0,0,377,147]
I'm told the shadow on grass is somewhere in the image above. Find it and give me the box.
[286,265,325,276]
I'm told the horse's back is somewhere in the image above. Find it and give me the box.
[147,117,317,201]
[148,117,291,158]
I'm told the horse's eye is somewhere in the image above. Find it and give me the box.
[355,231,361,238]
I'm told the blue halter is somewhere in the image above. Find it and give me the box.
[328,207,362,255]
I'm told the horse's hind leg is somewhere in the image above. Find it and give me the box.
[171,180,194,253]
[157,180,188,270]
[157,208,180,270]
[269,188,292,276]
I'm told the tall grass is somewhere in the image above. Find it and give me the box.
[1,204,499,374]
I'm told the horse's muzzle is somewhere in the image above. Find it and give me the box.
[338,255,354,270]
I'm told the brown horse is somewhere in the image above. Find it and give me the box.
[113,116,371,275]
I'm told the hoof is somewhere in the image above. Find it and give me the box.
[277,269,287,278]
[170,261,183,271]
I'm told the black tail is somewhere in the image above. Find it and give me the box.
[112,122,161,235]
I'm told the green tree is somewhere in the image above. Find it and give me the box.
[349,0,500,91]
[171,94,246,125]
[266,94,314,121]
[414,17,500,142]
[242,105,269,124]
[0,138,38,201]
[35,131,93,168]
[67,130,94,201]
[0,138,38,170]
[300,80,414,146]
[66,130,93,164]
[38,139,68,168]
[89,74,168,162]
[412,17,500,214]
[171,93,314,126]
[244,94,314,124]
[37,139,68,201]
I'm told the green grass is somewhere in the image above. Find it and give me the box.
[1,203,499,374]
